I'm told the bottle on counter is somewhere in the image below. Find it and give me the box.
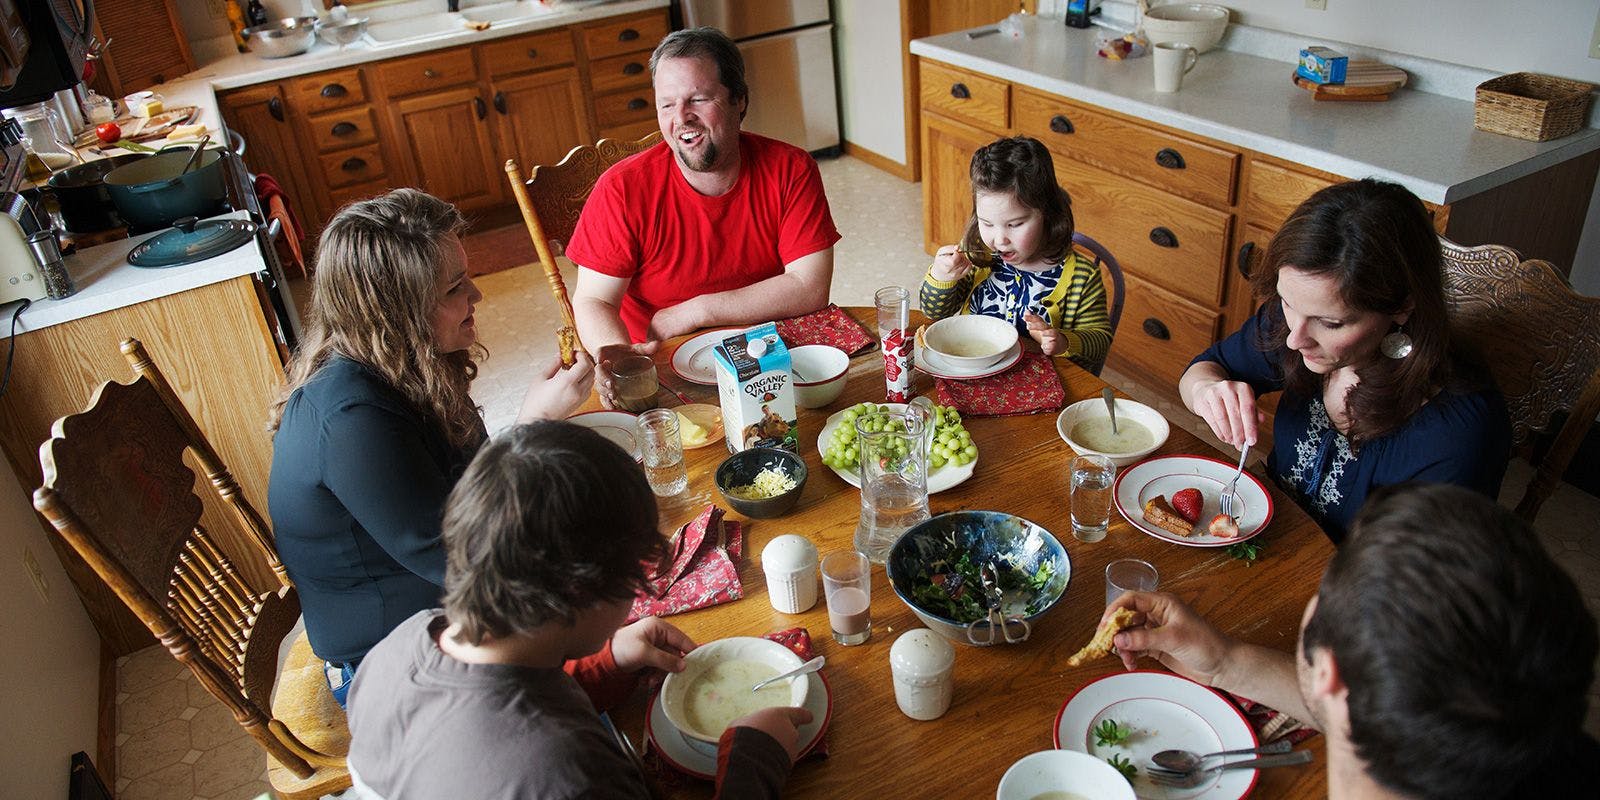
[225,1,248,52]
[246,0,270,28]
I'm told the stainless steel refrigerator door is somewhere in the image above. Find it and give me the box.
[738,24,839,153]
[680,0,830,39]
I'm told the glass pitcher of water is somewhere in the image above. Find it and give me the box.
[855,412,931,563]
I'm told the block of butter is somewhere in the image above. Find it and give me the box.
[129,97,165,117]
[1296,46,1348,85]
[165,124,207,140]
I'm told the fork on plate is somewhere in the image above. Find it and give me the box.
[1147,750,1313,788]
[1218,444,1250,520]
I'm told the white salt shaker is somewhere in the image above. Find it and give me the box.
[890,629,956,720]
[761,534,818,613]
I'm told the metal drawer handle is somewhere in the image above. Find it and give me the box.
[474,96,487,119]
[623,61,644,75]
[618,28,639,42]
[1236,241,1256,279]
[320,83,348,98]
[950,82,971,99]
[1049,114,1074,134]
[627,97,648,111]
[1149,227,1179,248]
[493,91,507,114]
[267,96,284,122]
[1155,148,1186,169]
[526,48,538,60]
[331,121,357,136]
[341,157,367,172]
[424,68,440,79]
[1142,318,1171,340]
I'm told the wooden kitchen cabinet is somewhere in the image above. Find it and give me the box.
[216,84,319,238]
[387,85,504,212]
[576,9,668,140]
[489,67,592,171]
[920,111,992,251]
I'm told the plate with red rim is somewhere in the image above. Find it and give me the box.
[669,328,743,385]
[646,669,833,780]
[1113,455,1273,547]
[913,339,1022,380]
[1054,670,1260,800]
[566,410,639,461]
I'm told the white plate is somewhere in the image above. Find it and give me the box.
[669,328,743,385]
[647,670,833,780]
[816,403,976,495]
[566,410,639,460]
[1113,455,1274,547]
[914,339,1023,380]
[1054,671,1259,800]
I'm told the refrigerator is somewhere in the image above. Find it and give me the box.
[680,0,840,155]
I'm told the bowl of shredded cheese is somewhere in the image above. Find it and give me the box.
[715,448,808,518]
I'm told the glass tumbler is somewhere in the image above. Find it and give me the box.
[610,354,659,412]
[876,285,912,402]
[637,408,688,497]
[1069,454,1116,542]
[854,412,930,564]
[821,551,872,645]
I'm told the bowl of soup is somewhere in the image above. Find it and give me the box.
[660,636,809,745]
[996,750,1137,800]
[922,315,1019,370]
[1055,397,1169,467]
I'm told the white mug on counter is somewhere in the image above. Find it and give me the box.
[1152,41,1199,93]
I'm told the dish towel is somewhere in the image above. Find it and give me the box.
[1224,691,1321,745]
[254,173,306,278]
[643,626,831,784]
[774,304,877,356]
[628,504,744,622]
[934,351,1066,416]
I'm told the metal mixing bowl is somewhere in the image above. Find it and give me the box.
[243,17,318,59]
[314,15,369,47]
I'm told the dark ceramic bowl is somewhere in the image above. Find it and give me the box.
[714,447,807,518]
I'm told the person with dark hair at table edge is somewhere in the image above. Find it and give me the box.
[1100,482,1598,799]
[345,422,811,799]
[567,26,841,408]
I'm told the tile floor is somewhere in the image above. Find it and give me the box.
[116,154,1600,798]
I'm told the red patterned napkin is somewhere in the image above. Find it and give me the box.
[629,505,744,622]
[1223,691,1321,745]
[774,304,877,356]
[934,351,1066,416]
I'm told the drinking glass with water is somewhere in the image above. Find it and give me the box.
[637,409,688,497]
[1070,454,1115,542]
[855,412,930,563]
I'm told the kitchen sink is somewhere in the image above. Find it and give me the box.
[364,13,461,46]
[460,1,556,25]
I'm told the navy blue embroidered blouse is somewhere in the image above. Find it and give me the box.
[1192,304,1511,542]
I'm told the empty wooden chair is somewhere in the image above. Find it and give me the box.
[33,338,348,800]
[1439,237,1600,522]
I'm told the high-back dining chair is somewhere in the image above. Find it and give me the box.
[33,338,349,800]
[1072,231,1125,374]
[503,131,664,357]
[1439,237,1600,522]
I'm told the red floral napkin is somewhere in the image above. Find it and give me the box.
[934,351,1066,416]
[629,505,744,622]
[774,304,877,356]
[1223,690,1321,745]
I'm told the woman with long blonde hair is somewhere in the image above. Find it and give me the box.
[268,189,592,705]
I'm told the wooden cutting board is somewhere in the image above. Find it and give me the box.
[1292,61,1408,102]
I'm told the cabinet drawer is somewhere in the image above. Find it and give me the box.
[306,106,378,153]
[595,89,655,130]
[1016,88,1237,207]
[375,47,477,97]
[1111,272,1221,388]
[920,61,1008,130]
[1244,159,1337,229]
[326,178,391,212]
[1055,156,1232,306]
[288,68,366,115]
[589,51,653,95]
[480,29,575,79]
[319,142,387,189]
[582,11,670,60]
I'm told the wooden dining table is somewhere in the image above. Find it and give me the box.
[594,308,1335,799]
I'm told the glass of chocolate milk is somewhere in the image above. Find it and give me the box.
[822,551,872,645]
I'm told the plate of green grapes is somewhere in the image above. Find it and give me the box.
[816,402,978,495]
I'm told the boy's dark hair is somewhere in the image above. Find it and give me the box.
[1303,483,1596,799]
[440,422,664,644]
[962,136,1075,265]
[650,27,749,118]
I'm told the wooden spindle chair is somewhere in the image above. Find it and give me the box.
[33,338,349,800]
[1439,237,1600,522]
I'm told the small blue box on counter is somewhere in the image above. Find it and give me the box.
[1296,47,1348,84]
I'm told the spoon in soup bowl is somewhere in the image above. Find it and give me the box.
[750,656,826,693]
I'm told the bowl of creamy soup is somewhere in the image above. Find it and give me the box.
[997,750,1136,800]
[1055,398,1169,467]
[660,636,809,745]
[922,315,1020,370]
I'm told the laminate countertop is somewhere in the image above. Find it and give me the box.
[910,17,1600,205]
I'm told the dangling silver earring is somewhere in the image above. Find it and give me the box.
[1380,324,1413,359]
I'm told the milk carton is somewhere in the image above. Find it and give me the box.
[714,323,798,453]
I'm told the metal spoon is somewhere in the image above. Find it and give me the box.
[1102,386,1119,435]
[751,656,825,692]
[180,134,212,175]
[1151,738,1293,773]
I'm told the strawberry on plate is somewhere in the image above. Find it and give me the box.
[1208,514,1241,538]
[1171,487,1203,523]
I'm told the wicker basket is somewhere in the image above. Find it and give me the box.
[1474,72,1595,142]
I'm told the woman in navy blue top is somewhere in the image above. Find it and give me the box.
[1181,179,1510,541]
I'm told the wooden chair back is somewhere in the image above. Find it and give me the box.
[1072,231,1126,347]
[1439,237,1600,521]
[33,338,349,800]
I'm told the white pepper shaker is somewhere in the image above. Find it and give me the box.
[890,628,956,720]
[761,534,818,613]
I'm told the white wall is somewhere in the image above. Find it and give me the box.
[0,472,102,798]
[834,0,908,165]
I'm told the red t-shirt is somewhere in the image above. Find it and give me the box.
[566,132,841,342]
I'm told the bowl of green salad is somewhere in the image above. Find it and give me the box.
[886,511,1070,646]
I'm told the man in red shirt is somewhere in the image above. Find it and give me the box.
[566,27,841,407]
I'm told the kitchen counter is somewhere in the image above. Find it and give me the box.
[909,17,1600,205]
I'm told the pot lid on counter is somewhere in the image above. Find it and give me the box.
[128,216,257,268]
